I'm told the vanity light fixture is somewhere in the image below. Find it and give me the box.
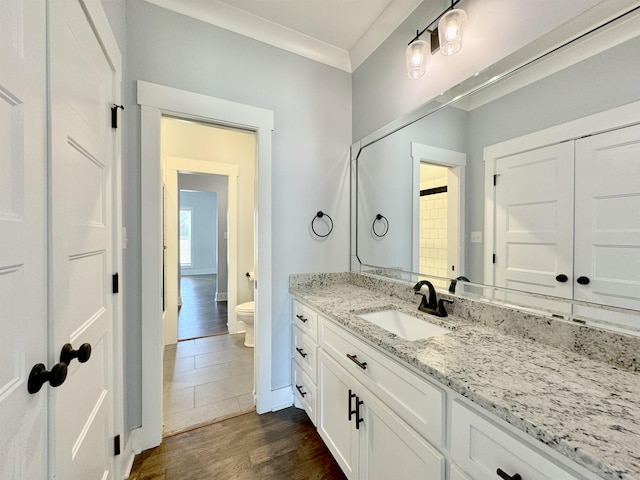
[406,0,467,79]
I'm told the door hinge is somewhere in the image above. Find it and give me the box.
[114,435,121,456]
[493,174,499,186]
[492,254,496,264]
[111,104,124,129]
[112,273,119,294]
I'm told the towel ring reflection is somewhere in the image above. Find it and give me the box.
[372,214,389,237]
[311,211,333,238]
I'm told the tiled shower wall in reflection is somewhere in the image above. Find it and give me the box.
[419,164,448,286]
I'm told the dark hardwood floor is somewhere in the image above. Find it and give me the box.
[129,407,346,480]
[179,274,228,340]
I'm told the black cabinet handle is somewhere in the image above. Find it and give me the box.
[28,362,68,394]
[295,347,307,358]
[348,389,356,421]
[60,342,91,365]
[497,468,522,480]
[295,384,307,397]
[355,397,364,430]
[346,354,367,370]
[555,274,568,283]
[295,314,308,323]
[577,276,591,285]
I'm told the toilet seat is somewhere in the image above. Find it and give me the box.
[236,301,254,314]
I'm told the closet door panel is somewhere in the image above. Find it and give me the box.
[575,124,640,324]
[494,142,574,312]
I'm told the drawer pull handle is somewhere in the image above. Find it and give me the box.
[295,347,308,358]
[497,469,522,480]
[295,384,307,397]
[348,389,356,421]
[355,396,364,430]
[295,314,308,323]
[346,353,367,370]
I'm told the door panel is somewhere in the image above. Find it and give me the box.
[0,2,48,479]
[574,124,640,327]
[49,0,115,478]
[495,142,574,313]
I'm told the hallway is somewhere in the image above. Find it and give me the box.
[179,274,228,340]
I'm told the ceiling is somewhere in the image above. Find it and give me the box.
[143,0,425,72]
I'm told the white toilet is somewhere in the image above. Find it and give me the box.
[235,301,255,347]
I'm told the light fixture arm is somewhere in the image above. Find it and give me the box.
[408,0,462,45]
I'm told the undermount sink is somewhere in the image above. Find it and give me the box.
[357,309,450,341]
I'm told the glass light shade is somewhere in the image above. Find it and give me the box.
[406,38,429,79]
[438,8,467,56]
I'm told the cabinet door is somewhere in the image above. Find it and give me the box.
[318,351,359,480]
[574,124,640,327]
[358,389,445,480]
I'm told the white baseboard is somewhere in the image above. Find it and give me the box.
[270,386,294,412]
[121,430,141,479]
[215,292,227,302]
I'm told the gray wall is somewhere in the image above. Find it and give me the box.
[179,191,218,275]
[124,0,352,428]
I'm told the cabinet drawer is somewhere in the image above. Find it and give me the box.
[292,299,318,341]
[292,325,317,381]
[320,318,445,447]
[292,362,317,425]
[451,401,581,480]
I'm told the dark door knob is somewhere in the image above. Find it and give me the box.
[576,276,591,285]
[28,362,68,394]
[60,343,92,365]
[555,274,568,282]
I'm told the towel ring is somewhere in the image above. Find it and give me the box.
[372,214,389,237]
[312,211,333,238]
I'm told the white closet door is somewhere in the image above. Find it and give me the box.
[0,3,48,479]
[574,124,640,326]
[49,1,116,477]
[494,142,574,311]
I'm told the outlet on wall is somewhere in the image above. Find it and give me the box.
[471,231,482,243]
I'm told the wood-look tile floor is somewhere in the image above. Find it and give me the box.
[179,275,228,341]
[164,333,254,436]
[130,407,346,480]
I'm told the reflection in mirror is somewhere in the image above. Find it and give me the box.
[354,9,640,333]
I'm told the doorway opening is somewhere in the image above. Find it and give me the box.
[161,118,256,436]
[178,179,229,341]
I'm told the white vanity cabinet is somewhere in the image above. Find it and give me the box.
[292,297,605,480]
[318,350,445,480]
[317,316,445,480]
[291,299,319,424]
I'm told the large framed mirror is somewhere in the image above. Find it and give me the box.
[352,6,640,333]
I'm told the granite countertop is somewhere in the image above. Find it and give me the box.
[290,281,640,480]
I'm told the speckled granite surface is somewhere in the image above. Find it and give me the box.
[290,273,640,480]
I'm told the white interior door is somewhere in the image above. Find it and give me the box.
[574,124,640,324]
[49,1,116,477]
[0,2,48,479]
[494,142,574,311]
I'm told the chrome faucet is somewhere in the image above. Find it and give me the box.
[413,280,452,317]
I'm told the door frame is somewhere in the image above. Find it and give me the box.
[411,142,467,278]
[483,100,640,286]
[137,81,274,450]
[164,157,240,345]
